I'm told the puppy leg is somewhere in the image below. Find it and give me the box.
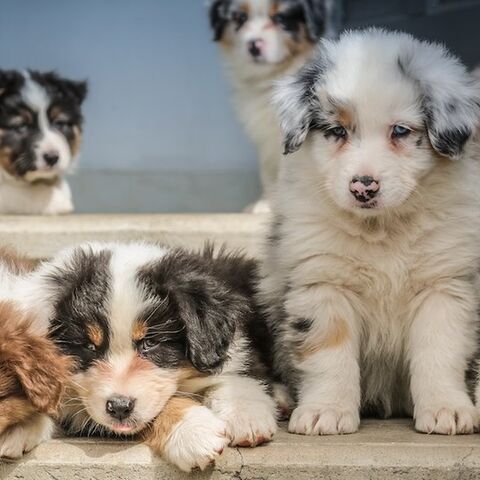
[286,286,361,435]
[144,396,228,472]
[409,289,479,435]
[0,412,54,458]
[204,375,277,447]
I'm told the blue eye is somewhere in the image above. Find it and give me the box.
[327,126,347,139]
[139,338,157,353]
[392,125,411,138]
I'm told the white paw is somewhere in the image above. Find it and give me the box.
[0,414,54,458]
[415,404,479,435]
[289,405,360,435]
[206,379,277,447]
[163,406,229,472]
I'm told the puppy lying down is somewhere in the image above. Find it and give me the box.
[14,242,277,471]
[0,249,71,458]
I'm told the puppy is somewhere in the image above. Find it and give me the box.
[209,0,337,211]
[259,29,480,436]
[25,242,277,471]
[0,70,87,214]
[0,248,71,458]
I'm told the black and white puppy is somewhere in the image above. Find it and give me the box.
[22,242,276,471]
[0,70,87,214]
[209,0,337,211]
[260,29,480,436]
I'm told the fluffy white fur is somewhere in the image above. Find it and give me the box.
[260,29,480,436]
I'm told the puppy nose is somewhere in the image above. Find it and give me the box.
[43,151,59,166]
[248,39,263,58]
[349,175,380,202]
[106,396,135,420]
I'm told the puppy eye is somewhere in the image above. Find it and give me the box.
[53,120,72,131]
[139,338,157,353]
[232,11,248,28]
[272,13,287,26]
[392,125,411,138]
[326,126,347,140]
[8,123,28,134]
[86,343,97,352]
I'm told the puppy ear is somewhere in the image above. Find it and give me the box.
[299,0,325,41]
[209,0,231,41]
[274,50,329,154]
[399,43,480,159]
[64,79,88,104]
[0,70,24,97]
[140,250,246,373]
[39,71,88,104]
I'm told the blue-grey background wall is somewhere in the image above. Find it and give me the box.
[1,0,479,213]
[0,0,260,212]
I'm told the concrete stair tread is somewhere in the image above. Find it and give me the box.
[1,420,479,479]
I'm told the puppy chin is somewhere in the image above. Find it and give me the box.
[24,168,63,183]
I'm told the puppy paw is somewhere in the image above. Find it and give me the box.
[0,414,54,458]
[415,404,479,435]
[163,406,228,472]
[289,405,360,435]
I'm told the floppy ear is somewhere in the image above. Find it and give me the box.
[399,43,480,159]
[0,70,24,97]
[209,0,231,42]
[274,48,329,154]
[140,250,246,373]
[299,0,325,41]
[40,71,88,105]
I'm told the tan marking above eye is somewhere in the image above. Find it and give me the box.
[132,320,148,342]
[86,323,104,347]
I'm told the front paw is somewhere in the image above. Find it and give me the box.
[163,406,229,472]
[415,404,479,435]
[289,404,359,435]
[0,414,53,458]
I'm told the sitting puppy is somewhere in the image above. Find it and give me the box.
[24,242,276,471]
[0,248,71,458]
[209,0,337,211]
[259,29,480,435]
[0,70,87,214]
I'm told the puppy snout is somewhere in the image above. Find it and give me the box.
[43,151,59,167]
[248,39,263,58]
[106,395,135,420]
[349,176,380,203]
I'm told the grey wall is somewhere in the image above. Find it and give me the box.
[0,0,260,213]
[1,1,479,213]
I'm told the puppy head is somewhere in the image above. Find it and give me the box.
[210,0,325,66]
[0,69,87,183]
[45,243,243,435]
[275,29,480,214]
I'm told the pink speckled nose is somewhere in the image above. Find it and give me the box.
[349,176,380,203]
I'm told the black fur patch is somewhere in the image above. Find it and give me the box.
[291,317,312,332]
[137,245,252,373]
[48,248,112,371]
[209,0,232,41]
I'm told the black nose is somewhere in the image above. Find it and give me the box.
[349,175,380,203]
[106,396,135,420]
[248,40,262,58]
[43,152,59,166]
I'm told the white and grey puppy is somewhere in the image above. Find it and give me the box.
[0,70,87,214]
[18,242,276,471]
[259,29,480,436]
[209,0,337,211]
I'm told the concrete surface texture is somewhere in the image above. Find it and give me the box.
[1,421,479,479]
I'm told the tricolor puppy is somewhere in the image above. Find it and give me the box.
[210,0,336,211]
[26,242,276,471]
[0,248,71,458]
[0,70,87,214]
[259,29,480,436]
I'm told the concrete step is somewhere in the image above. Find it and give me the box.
[1,214,479,478]
[0,213,267,259]
[1,421,479,479]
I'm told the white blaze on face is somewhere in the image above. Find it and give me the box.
[21,72,72,181]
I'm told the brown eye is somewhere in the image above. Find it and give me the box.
[85,343,97,352]
[139,338,157,354]
[392,125,411,138]
[232,10,248,29]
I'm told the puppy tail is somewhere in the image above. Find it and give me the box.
[0,301,73,416]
